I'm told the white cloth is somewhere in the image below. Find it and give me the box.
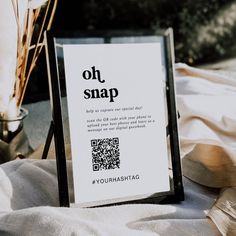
[176,63,236,188]
[0,159,219,236]
[175,63,236,235]
[1,63,236,235]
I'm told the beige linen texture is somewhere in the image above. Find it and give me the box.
[176,63,236,235]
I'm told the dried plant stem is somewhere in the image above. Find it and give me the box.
[17,0,58,107]
[17,9,36,97]
[11,0,21,41]
[29,43,44,50]
[11,0,22,107]
[11,0,22,76]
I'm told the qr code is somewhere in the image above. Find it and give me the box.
[91,137,120,171]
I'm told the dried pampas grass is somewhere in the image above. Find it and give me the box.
[0,0,57,119]
[29,0,48,9]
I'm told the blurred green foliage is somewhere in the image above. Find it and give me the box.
[24,0,236,103]
[54,0,236,65]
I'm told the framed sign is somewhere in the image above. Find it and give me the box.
[44,29,184,207]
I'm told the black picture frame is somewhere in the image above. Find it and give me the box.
[44,29,184,207]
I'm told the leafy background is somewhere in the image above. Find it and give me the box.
[25,0,236,102]
[53,0,236,65]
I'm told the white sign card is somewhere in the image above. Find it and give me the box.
[44,29,184,207]
[63,42,171,207]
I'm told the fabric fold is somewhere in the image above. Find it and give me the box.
[176,63,236,188]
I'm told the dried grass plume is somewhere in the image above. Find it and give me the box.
[0,0,57,119]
